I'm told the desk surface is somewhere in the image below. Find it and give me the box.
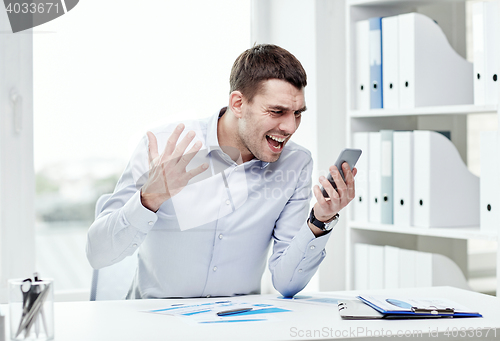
[14,287,500,341]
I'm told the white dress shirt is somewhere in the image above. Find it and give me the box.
[86,108,333,298]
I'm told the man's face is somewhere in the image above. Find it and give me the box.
[237,79,306,163]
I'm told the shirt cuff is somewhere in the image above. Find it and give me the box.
[122,191,159,233]
[294,221,332,254]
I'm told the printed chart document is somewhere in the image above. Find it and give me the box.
[144,300,290,324]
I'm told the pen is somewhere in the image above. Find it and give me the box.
[217,308,253,316]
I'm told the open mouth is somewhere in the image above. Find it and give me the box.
[266,134,286,153]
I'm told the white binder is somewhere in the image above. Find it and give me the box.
[382,16,399,109]
[368,132,381,223]
[472,2,486,105]
[431,254,470,290]
[352,132,369,222]
[398,13,473,108]
[484,0,499,105]
[368,245,385,290]
[480,131,500,232]
[354,243,369,290]
[380,130,393,224]
[384,245,399,289]
[415,251,432,287]
[393,131,413,226]
[413,130,480,228]
[355,20,370,110]
[398,248,415,288]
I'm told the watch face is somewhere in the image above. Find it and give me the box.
[324,215,339,231]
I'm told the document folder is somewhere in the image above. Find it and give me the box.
[369,17,383,109]
[412,130,479,227]
[484,0,499,105]
[368,132,381,223]
[380,130,393,224]
[480,131,500,232]
[472,2,486,105]
[352,132,369,222]
[354,296,482,319]
[393,131,413,226]
[355,20,370,110]
[382,15,399,109]
[398,13,473,108]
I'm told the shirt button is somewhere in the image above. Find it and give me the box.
[213,266,218,272]
[225,200,230,205]
[298,269,303,273]
[310,245,316,250]
[218,234,223,240]
[148,221,154,226]
[132,243,138,248]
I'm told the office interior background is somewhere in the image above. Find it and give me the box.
[0,0,498,302]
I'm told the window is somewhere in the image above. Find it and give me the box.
[33,0,251,295]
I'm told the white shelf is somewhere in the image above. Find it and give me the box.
[350,104,498,118]
[349,0,465,7]
[349,221,498,240]
[344,0,499,296]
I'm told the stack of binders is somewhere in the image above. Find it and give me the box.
[355,13,474,110]
[354,243,469,291]
[352,130,480,228]
[472,1,499,106]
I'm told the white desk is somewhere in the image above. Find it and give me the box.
[7,287,500,341]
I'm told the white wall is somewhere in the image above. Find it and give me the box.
[252,0,319,164]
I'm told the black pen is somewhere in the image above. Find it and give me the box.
[216,308,253,316]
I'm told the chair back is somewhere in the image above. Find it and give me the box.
[90,194,138,301]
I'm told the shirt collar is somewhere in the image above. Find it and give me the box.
[205,108,224,154]
[206,107,270,169]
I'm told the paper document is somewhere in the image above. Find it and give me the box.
[144,300,290,324]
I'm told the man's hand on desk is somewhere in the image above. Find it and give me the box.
[141,123,209,212]
[309,162,357,237]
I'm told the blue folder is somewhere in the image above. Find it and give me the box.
[369,17,383,109]
[357,296,482,318]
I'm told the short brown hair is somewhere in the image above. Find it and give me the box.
[229,44,307,102]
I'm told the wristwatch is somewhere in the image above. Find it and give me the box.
[308,208,339,232]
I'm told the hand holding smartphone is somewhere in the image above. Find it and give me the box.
[320,148,362,198]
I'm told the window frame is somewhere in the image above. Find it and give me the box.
[0,10,36,303]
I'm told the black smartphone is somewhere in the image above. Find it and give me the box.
[320,148,362,198]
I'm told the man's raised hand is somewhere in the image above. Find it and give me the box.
[309,162,357,236]
[141,123,209,212]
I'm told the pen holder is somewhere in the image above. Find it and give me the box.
[8,279,54,341]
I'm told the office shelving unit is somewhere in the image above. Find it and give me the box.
[344,0,500,295]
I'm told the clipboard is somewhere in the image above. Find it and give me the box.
[354,295,482,319]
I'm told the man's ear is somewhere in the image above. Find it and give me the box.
[229,91,244,118]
